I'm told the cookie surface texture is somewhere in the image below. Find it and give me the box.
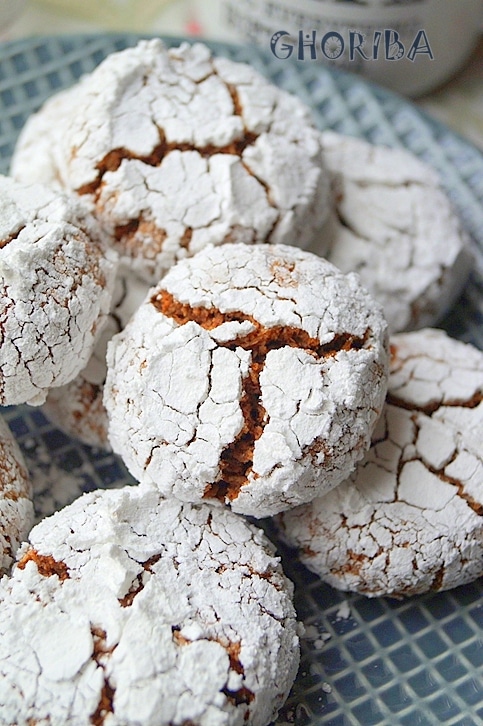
[11,38,330,283]
[0,486,299,726]
[0,175,117,406]
[0,416,33,575]
[277,328,483,598]
[104,242,388,517]
[10,84,78,188]
[311,131,472,333]
[43,269,150,448]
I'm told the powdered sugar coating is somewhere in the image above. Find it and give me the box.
[0,176,117,406]
[104,243,388,518]
[0,416,33,575]
[277,328,483,598]
[43,269,149,448]
[11,38,330,283]
[0,485,299,726]
[310,131,472,333]
[10,84,77,188]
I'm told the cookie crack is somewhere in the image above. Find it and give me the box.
[114,215,168,261]
[90,627,116,726]
[396,453,483,517]
[387,409,481,516]
[240,161,280,243]
[225,82,245,122]
[118,553,162,608]
[76,125,259,197]
[439,468,483,516]
[387,390,482,415]
[430,565,445,592]
[0,224,26,249]
[171,629,254,708]
[152,289,369,502]
[17,548,70,581]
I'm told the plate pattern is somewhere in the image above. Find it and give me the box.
[0,34,482,726]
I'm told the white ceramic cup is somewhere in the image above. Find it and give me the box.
[220,0,483,96]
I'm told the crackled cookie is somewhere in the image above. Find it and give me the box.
[277,328,483,598]
[104,242,388,518]
[11,38,330,283]
[0,485,299,726]
[0,175,117,406]
[309,131,472,333]
[0,416,33,575]
[43,270,149,448]
[10,84,77,188]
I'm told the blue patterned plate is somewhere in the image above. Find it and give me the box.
[0,34,482,726]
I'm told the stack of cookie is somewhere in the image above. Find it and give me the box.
[0,38,481,726]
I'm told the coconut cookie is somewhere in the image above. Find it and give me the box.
[310,131,472,333]
[0,485,299,726]
[277,328,483,598]
[43,270,150,448]
[0,416,33,575]
[104,242,388,518]
[0,175,117,406]
[11,38,330,284]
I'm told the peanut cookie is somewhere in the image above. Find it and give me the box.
[0,485,299,726]
[0,416,33,575]
[104,242,388,518]
[311,131,472,332]
[0,175,117,406]
[277,328,483,598]
[43,270,149,448]
[11,38,331,283]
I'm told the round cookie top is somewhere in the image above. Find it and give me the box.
[0,416,33,575]
[104,242,389,518]
[277,328,483,598]
[0,485,299,726]
[11,38,331,283]
[311,131,472,333]
[0,175,117,406]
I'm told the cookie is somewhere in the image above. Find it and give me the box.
[0,485,299,726]
[11,38,331,283]
[310,131,472,333]
[10,84,77,189]
[0,175,117,406]
[0,416,33,575]
[104,242,389,518]
[43,269,149,448]
[277,328,483,598]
